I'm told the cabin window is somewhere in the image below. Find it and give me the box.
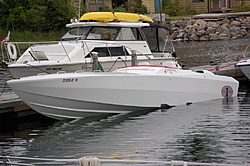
[61,27,91,40]
[86,27,119,40]
[86,46,129,57]
[116,28,143,40]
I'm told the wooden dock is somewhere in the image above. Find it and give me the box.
[0,62,248,121]
[0,92,38,121]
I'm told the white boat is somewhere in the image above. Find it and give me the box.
[1,13,180,78]
[237,59,250,80]
[7,65,239,120]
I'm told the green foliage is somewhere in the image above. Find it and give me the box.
[0,0,76,32]
[0,29,65,42]
[112,6,127,12]
[98,3,112,12]
[231,5,250,13]
[125,0,148,14]
[185,7,199,15]
[160,0,183,16]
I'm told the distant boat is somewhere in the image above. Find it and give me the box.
[7,65,239,120]
[237,44,250,80]
[237,59,250,80]
[1,12,180,78]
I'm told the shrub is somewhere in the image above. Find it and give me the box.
[160,0,184,16]
[125,0,148,14]
[113,6,127,12]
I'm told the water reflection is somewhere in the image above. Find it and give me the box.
[0,95,249,165]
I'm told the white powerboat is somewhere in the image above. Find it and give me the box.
[237,59,250,80]
[1,12,180,78]
[7,65,239,120]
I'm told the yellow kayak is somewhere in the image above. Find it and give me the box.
[80,12,154,23]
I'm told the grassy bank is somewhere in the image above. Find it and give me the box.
[0,30,66,42]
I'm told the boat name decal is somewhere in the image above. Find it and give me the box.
[46,67,62,71]
[165,69,177,74]
[62,78,78,82]
[221,85,233,98]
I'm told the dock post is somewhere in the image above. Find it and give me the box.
[92,52,99,72]
[131,50,137,66]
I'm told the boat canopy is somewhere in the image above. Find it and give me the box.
[79,12,154,23]
[62,21,174,55]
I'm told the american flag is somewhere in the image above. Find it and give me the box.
[1,31,10,45]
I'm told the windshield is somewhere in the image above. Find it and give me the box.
[61,27,91,40]
[142,27,174,53]
[86,27,119,40]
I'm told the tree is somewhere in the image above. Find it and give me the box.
[0,0,76,32]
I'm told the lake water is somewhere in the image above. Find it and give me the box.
[0,39,250,165]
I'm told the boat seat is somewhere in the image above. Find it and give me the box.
[29,51,49,61]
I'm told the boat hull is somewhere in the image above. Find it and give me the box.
[237,60,250,80]
[7,68,239,120]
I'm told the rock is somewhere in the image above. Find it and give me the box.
[221,23,230,28]
[189,33,199,41]
[171,31,179,40]
[229,26,241,32]
[219,33,228,37]
[242,24,250,30]
[187,20,195,26]
[230,21,241,27]
[205,27,216,35]
[177,32,185,38]
[187,29,197,37]
[239,29,247,36]
[176,38,183,42]
[195,19,206,26]
[208,22,220,29]
[216,27,228,34]
[210,34,222,40]
[221,19,230,24]
[183,33,189,38]
[197,30,205,36]
[175,20,188,28]
[197,25,207,31]
[200,36,209,41]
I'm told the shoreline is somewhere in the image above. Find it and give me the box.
[162,12,250,41]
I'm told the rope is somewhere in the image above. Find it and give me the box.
[25,63,51,74]
[107,57,127,72]
[0,82,8,97]
[208,62,238,71]
[243,43,250,59]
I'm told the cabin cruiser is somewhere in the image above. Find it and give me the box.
[1,12,180,78]
[7,65,239,120]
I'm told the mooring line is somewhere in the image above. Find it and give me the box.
[208,62,238,71]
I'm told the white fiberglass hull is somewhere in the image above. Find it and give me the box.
[237,59,250,80]
[7,66,239,120]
